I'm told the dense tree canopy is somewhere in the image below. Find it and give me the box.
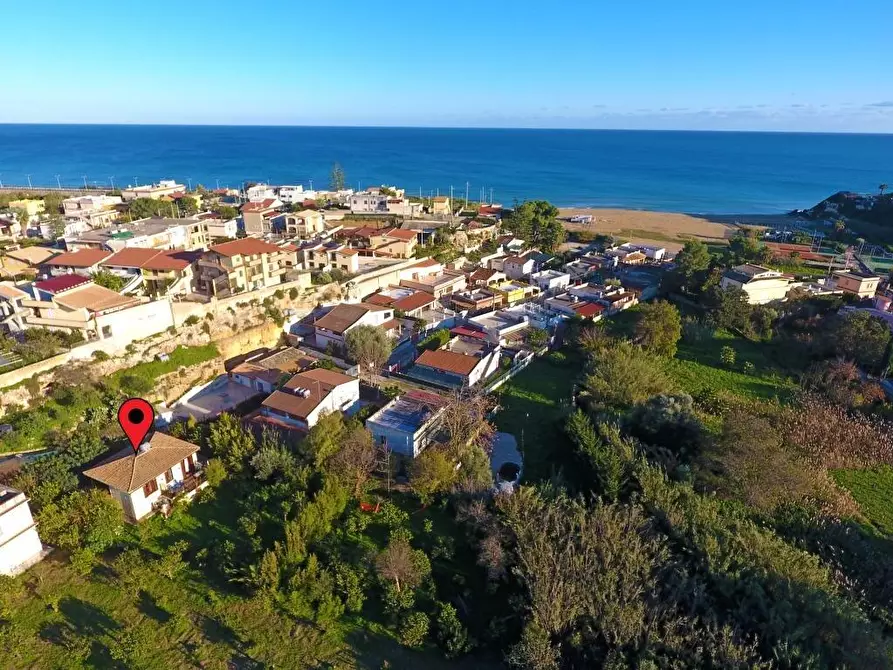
[504,200,566,252]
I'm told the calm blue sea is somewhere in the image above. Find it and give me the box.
[0,125,891,214]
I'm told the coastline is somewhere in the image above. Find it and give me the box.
[558,207,791,252]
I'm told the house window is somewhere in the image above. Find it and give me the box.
[181,458,190,474]
[164,469,173,483]
[143,478,158,496]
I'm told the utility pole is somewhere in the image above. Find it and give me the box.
[133,176,138,187]
[55,174,61,189]
[187,177,192,191]
[465,181,469,209]
[109,176,115,190]
[490,187,494,204]
[82,175,88,189]
[215,178,220,190]
[26,174,32,189]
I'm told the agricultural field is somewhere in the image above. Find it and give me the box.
[833,467,893,536]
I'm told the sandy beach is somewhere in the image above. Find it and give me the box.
[559,208,794,252]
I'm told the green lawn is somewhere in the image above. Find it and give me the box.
[667,330,798,402]
[833,467,893,536]
[493,357,576,482]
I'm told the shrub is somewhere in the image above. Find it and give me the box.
[289,287,299,300]
[720,345,736,368]
[205,312,214,321]
[417,329,450,352]
[184,315,201,326]
[166,326,176,335]
[91,350,110,362]
[742,361,755,375]
[273,289,284,299]
[201,322,211,335]
[435,602,473,657]
[399,611,430,648]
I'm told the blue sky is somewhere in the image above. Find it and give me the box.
[2,0,891,132]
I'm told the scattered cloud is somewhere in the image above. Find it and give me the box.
[867,101,893,107]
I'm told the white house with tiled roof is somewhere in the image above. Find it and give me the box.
[83,433,205,522]
[0,485,45,575]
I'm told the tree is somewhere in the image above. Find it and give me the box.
[435,602,473,657]
[129,197,175,220]
[91,269,126,292]
[344,325,392,385]
[208,412,259,473]
[176,195,199,215]
[399,611,430,648]
[411,447,457,502]
[214,204,239,220]
[825,310,891,372]
[375,538,430,593]
[504,200,565,252]
[707,285,753,333]
[303,410,347,465]
[675,240,711,281]
[727,230,772,265]
[330,163,346,191]
[37,489,123,553]
[634,300,682,357]
[329,425,376,496]
[525,327,549,349]
[583,340,675,411]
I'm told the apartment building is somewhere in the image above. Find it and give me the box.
[299,240,361,274]
[196,238,296,298]
[286,209,326,239]
[68,217,208,252]
[369,228,418,258]
[62,194,123,228]
[242,198,283,235]
[121,180,186,202]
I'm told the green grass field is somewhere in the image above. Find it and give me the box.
[492,357,576,482]
[667,330,798,402]
[832,467,893,536]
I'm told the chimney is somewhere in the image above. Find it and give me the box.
[138,442,152,453]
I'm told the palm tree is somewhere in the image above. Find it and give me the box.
[880,183,888,197]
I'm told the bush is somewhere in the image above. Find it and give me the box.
[91,350,110,362]
[184,315,201,326]
[273,289,284,299]
[742,361,755,375]
[546,351,567,366]
[289,287,299,300]
[399,611,430,648]
[435,602,473,657]
[417,329,450,352]
[720,345,736,367]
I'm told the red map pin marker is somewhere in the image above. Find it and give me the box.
[118,398,155,453]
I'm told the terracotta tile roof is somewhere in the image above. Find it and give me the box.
[142,249,202,271]
[383,229,418,241]
[5,246,60,265]
[44,248,113,268]
[411,258,440,269]
[288,367,356,388]
[380,318,401,331]
[101,247,164,269]
[242,199,278,213]
[572,302,606,318]
[339,248,360,256]
[415,349,480,376]
[210,238,284,257]
[83,433,199,493]
[54,285,141,312]
[469,268,499,282]
[450,325,487,340]
[33,274,91,293]
[365,293,396,306]
[392,291,435,312]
